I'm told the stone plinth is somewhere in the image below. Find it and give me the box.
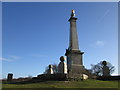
[103,66,110,76]
[65,49,85,76]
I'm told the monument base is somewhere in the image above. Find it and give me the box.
[68,65,86,78]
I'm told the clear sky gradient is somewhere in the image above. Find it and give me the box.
[2,2,118,79]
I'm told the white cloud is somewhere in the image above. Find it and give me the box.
[0,57,12,62]
[9,55,21,59]
[95,41,105,47]
[0,55,21,62]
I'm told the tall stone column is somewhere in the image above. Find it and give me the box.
[65,10,84,78]
[69,10,79,50]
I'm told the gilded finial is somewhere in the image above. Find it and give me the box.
[71,9,75,17]
[72,10,75,13]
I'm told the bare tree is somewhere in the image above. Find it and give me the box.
[27,75,32,79]
[43,65,49,74]
[52,63,58,73]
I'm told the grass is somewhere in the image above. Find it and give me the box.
[2,79,119,88]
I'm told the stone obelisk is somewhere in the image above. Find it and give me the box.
[65,10,84,78]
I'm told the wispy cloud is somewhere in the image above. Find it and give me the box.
[95,41,105,47]
[0,57,12,62]
[97,9,110,23]
[91,40,106,48]
[30,54,48,58]
[9,55,21,59]
[0,55,21,62]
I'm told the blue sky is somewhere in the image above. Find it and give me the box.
[2,2,118,79]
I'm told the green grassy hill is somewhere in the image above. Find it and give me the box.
[2,79,119,88]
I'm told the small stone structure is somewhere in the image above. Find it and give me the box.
[58,56,67,74]
[47,64,54,74]
[82,74,88,80]
[7,73,13,81]
[102,61,110,76]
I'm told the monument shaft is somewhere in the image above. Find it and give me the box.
[65,10,84,77]
[69,17,79,50]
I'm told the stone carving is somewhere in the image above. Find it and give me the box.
[82,74,88,80]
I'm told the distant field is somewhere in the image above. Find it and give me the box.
[2,79,119,88]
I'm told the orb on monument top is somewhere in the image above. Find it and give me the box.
[102,61,107,66]
[71,9,75,17]
[49,64,53,68]
[60,56,65,62]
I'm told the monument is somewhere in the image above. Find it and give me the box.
[65,10,85,78]
[7,73,13,81]
[102,61,110,76]
[58,56,67,74]
[37,10,93,81]
[47,65,54,74]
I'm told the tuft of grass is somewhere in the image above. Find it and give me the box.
[2,79,119,88]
